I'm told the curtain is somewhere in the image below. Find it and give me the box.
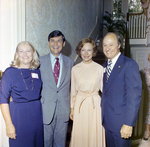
[0,0,25,146]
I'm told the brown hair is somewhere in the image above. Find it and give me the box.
[11,41,39,69]
[76,38,97,57]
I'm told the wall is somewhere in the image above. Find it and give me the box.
[122,0,128,15]
[26,0,103,60]
[103,0,113,14]
[103,0,113,36]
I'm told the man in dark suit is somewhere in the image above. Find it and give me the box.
[40,30,74,147]
[101,32,142,147]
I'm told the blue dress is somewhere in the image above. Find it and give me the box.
[0,67,44,147]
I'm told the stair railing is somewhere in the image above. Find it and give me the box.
[128,11,146,39]
[125,11,146,57]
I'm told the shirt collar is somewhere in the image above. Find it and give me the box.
[50,53,62,63]
[108,52,121,65]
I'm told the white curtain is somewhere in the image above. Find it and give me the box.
[0,0,25,146]
[0,112,9,147]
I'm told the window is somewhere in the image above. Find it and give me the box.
[128,0,143,13]
[113,0,122,19]
[112,0,125,20]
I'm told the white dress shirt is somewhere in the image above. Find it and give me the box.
[108,52,121,71]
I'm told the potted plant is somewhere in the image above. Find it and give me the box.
[102,11,126,37]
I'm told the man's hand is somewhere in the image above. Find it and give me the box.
[70,108,74,121]
[120,124,133,139]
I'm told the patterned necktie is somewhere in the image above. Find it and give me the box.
[106,60,112,82]
[53,58,60,85]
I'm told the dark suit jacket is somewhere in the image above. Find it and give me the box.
[101,54,142,133]
[40,53,74,124]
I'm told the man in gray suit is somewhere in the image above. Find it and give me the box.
[40,30,74,147]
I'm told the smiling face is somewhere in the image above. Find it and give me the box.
[80,43,93,63]
[48,35,65,57]
[103,33,121,60]
[17,43,33,68]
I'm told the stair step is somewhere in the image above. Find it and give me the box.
[92,51,106,65]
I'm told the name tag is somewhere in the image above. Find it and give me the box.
[31,73,39,79]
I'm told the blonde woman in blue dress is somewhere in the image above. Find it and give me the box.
[0,41,43,147]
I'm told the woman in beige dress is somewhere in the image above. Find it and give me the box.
[70,38,105,147]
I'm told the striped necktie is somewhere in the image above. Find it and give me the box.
[106,60,112,82]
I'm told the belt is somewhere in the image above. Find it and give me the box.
[78,91,98,113]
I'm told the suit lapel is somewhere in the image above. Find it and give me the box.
[58,55,69,89]
[45,54,57,89]
[103,54,124,94]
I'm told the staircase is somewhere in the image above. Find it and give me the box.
[93,50,106,65]
[93,39,106,65]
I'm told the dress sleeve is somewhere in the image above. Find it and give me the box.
[0,69,12,104]
[70,67,77,108]
[99,66,104,92]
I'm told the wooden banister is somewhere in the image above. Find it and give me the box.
[124,13,131,58]
[128,10,144,16]
[125,11,144,57]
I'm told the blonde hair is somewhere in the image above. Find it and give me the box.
[11,41,39,69]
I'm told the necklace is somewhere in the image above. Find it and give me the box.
[20,69,34,90]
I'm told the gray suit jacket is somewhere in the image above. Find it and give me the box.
[40,53,74,124]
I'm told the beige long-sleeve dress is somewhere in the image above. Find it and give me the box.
[70,61,106,147]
